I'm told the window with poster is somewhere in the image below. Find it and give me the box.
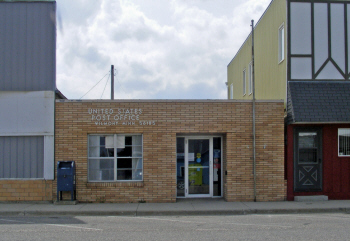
[213,149,221,181]
[88,134,143,182]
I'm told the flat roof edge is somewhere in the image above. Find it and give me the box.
[56,99,284,103]
[0,1,55,2]
[289,121,350,125]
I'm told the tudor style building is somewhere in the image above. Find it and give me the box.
[227,0,350,200]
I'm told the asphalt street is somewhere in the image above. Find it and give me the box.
[0,213,349,241]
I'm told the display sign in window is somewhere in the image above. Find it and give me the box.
[88,134,143,182]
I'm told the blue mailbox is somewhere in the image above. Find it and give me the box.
[57,161,76,201]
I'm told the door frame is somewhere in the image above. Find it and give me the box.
[293,127,323,192]
[185,137,212,198]
[177,135,223,198]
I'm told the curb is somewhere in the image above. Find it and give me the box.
[1,208,350,217]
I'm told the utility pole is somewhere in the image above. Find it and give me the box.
[111,65,114,100]
[251,19,256,202]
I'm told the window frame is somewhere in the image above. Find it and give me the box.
[248,62,253,95]
[243,69,246,96]
[278,23,285,63]
[88,134,143,182]
[338,128,350,157]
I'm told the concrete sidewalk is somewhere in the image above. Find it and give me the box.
[1,199,350,217]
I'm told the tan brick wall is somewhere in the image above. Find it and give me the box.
[55,100,285,203]
[0,180,53,201]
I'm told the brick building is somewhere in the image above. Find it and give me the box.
[0,0,287,203]
[55,99,286,203]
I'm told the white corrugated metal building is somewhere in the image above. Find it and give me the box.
[0,0,57,201]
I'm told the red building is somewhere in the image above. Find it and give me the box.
[283,0,350,201]
[286,80,350,201]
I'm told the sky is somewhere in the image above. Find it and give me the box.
[56,0,272,100]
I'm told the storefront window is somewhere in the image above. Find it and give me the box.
[88,134,143,181]
[339,129,350,156]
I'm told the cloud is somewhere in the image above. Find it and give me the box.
[56,0,271,100]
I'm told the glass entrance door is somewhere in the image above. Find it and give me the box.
[186,138,211,197]
[176,136,222,198]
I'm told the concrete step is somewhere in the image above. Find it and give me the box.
[294,195,328,202]
[54,200,78,205]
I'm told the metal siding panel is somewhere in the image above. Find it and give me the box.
[43,135,54,179]
[2,4,13,90]
[42,3,56,91]
[0,2,55,91]
[39,3,47,88]
[37,136,44,178]
[39,5,53,89]
[0,3,28,91]
[2,138,8,178]
[37,3,46,90]
[51,3,56,90]
[23,136,31,178]
[18,4,28,91]
[0,136,44,179]
[10,137,17,178]
[0,91,55,135]
[1,137,11,178]
[8,4,15,90]
[1,3,18,90]
[26,4,37,90]
[39,3,49,90]
[0,7,5,89]
[41,3,56,91]
[0,138,4,177]
[12,4,27,91]
[29,136,37,178]
[27,3,56,91]
[0,139,2,177]
[4,138,11,178]
[17,137,25,178]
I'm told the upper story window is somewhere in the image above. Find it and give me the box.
[289,2,348,80]
[88,134,143,182]
[339,129,350,157]
[248,62,253,95]
[243,69,246,96]
[229,84,233,99]
[278,24,284,63]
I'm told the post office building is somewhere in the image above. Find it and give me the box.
[54,99,286,203]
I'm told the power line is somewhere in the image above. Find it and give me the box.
[79,72,110,99]
[101,73,111,99]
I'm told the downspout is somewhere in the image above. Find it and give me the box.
[251,19,257,202]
